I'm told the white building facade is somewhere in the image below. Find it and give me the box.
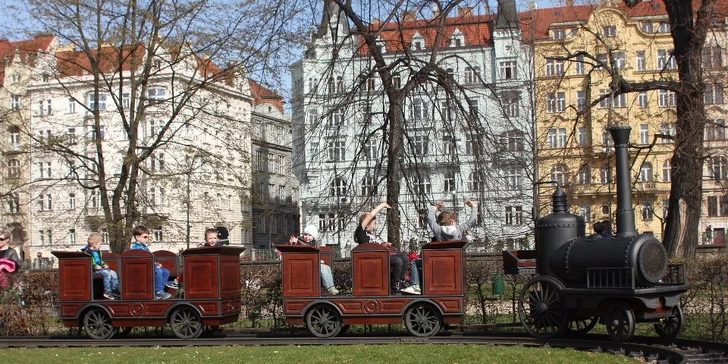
[290,0,534,256]
[24,42,253,259]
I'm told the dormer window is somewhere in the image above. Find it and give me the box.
[376,36,386,54]
[603,25,617,37]
[450,29,465,47]
[411,33,424,51]
[147,87,166,105]
[552,29,566,40]
[11,73,20,82]
[641,22,654,33]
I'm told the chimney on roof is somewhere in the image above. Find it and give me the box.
[528,1,538,10]
[484,5,491,15]
[401,11,417,22]
[372,18,381,25]
[432,5,440,19]
[566,0,574,6]
[458,6,474,17]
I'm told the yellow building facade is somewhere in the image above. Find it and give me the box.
[532,2,727,241]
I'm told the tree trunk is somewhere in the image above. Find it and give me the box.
[386,95,404,247]
[661,0,711,257]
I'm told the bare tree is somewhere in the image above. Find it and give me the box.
[293,0,535,249]
[2,0,305,252]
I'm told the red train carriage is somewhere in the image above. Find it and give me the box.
[52,246,245,339]
[277,240,467,337]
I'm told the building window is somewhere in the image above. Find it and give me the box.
[504,167,522,189]
[613,52,626,69]
[68,229,76,245]
[545,58,565,77]
[501,130,524,152]
[330,178,347,196]
[580,205,592,223]
[502,91,519,117]
[639,162,654,182]
[414,175,431,194]
[499,61,517,80]
[603,25,617,37]
[327,138,346,162]
[710,157,728,180]
[147,87,166,104]
[89,190,98,209]
[551,164,569,186]
[552,29,566,40]
[11,95,21,110]
[464,66,480,84]
[468,172,483,191]
[6,193,19,214]
[641,202,654,221]
[548,128,567,149]
[8,159,20,179]
[547,92,566,113]
[578,166,591,184]
[39,194,52,211]
[578,127,588,147]
[640,124,650,144]
[658,90,676,107]
[657,49,677,70]
[10,128,21,150]
[361,176,377,196]
[641,22,654,33]
[38,161,52,179]
[443,135,455,155]
[599,89,626,108]
[600,165,612,184]
[153,228,163,242]
[69,193,76,210]
[703,46,723,69]
[150,153,164,171]
[662,160,672,182]
[88,94,107,111]
[505,206,523,225]
[411,98,429,120]
[638,91,648,108]
[704,83,725,104]
[660,123,676,143]
[636,51,646,71]
[577,91,586,112]
[706,119,726,141]
[468,98,479,116]
[363,139,378,159]
[412,135,429,155]
[443,172,456,192]
[574,55,585,75]
[658,22,671,33]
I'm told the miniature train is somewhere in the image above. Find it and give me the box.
[52,246,245,339]
[503,125,689,342]
[276,240,468,337]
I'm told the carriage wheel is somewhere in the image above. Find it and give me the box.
[169,306,203,339]
[567,316,599,335]
[83,308,115,339]
[518,276,568,338]
[654,305,683,342]
[306,304,342,338]
[605,302,636,342]
[404,303,442,337]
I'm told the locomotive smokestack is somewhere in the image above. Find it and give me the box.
[608,126,636,238]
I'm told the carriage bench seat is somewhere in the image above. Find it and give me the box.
[502,250,537,275]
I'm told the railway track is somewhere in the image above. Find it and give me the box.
[3,333,728,363]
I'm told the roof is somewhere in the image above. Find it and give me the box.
[249,79,284,113]
[0,34,55,85]
[354,0,728,53]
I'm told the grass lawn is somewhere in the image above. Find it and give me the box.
[0,344,639,363]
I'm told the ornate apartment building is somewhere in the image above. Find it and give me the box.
[1,36,256,263]
[532,1,727,242]
[290,0,534,255]
[250,80,300,253]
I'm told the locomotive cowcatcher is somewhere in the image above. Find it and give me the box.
[52,246,245,339]
[277,240,468,337]
[503,126,689,342]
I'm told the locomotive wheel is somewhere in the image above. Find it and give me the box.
[404,303,442,337]
[605,302,636,342]
[83,308,115,340]
[169,306,203,339]
[518,276,568,338]
[567,316,599,335]
[654,306,683,341]
[306,304,342,338]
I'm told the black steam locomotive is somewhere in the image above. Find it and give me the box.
[504,126,689,342]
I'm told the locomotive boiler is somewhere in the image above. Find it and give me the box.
[504,125,689,342]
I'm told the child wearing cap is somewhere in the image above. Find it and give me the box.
[288,225,338,295]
